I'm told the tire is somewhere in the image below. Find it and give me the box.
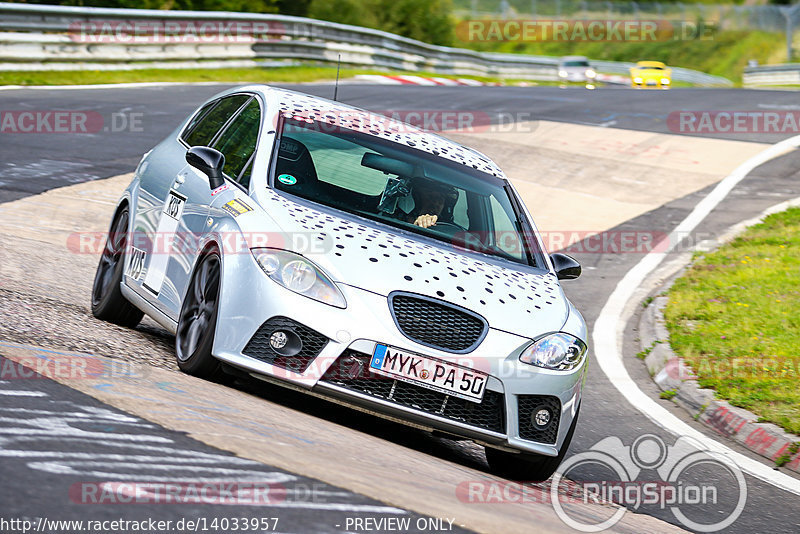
[486,404,580,482]
[175,249,222,379]
[91,206,144,327]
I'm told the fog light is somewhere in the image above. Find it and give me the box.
[270,331,289,350]
[532,408,551,428]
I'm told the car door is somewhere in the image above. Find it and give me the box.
[130,93,252,319]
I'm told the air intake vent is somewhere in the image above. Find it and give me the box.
[321,351,505,434]
[517,395,561,444]
[389,292,487,353]
[242,316,328,373]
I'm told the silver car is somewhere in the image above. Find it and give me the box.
[91,85,588,480]
[558,56,597,83]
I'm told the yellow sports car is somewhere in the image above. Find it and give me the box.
[630,61,671,89]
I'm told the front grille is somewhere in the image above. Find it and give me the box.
[517,395,561,444]
[242,316,328,373]
[389,292,487,353]
[321,351,505,434]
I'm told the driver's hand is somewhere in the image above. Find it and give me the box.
[413,214,438,228]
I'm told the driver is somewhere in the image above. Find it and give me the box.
[408,188,447,228]
[405,180,456,228]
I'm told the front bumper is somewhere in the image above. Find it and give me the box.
[632,78,670,89]
[212,250,585,456]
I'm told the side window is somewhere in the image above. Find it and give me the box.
[180,100,216,141]
[489,195,525,262]
[182,94,249,147]
[212,98,261,186]
[452,191,469,228]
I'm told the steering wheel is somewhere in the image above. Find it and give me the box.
[432,221,463,231]
[429,220,466,238]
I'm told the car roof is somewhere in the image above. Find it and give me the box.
[223,84,506,179]
[636,61,666,68]
[561,55,588,61]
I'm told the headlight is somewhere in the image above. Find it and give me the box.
[660,78,670,84]
[252,248,346,308]
[585,68,597,78]
[558,70,568,78]
[633,77,643,84]
[519,333,587,371]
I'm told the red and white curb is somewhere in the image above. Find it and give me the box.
[354,73,629,86]
[596,73,630,85]
[353,74,497,86]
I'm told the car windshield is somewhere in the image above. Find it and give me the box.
[271,116,542,267]
[563,60,589,67]
[640,64,664,69]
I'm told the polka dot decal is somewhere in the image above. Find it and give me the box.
[262,189,563,316]
[275,89,504,178]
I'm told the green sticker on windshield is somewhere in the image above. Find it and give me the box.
[278,174,297,186]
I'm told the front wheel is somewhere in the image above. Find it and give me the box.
[486,405,580,482]
[91,206,144,327]
[175,249,222,379]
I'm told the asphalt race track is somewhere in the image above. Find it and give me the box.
[0,352,452,534]
[2,83,800,533]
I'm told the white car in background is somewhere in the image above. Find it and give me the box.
[558,56,597,83]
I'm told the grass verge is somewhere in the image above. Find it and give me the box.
[461,30,784,85]
[664,207,800,435]
[0,65,559,87]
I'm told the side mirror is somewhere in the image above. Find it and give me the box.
[551,253,581,280]
[186,146,226,190]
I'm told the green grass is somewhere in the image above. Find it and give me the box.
[0,65,520,87]
[664,207,800,435]
[459,29,784,85]
[775,442,800,467]
[660,389,678,400]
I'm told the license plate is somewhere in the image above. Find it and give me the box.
[370,344,487,403]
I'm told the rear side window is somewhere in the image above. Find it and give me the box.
[182,94,249,147]
[212,98,261,186]
[180,101,215,140]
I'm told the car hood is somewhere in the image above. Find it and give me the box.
[256,191,570,338]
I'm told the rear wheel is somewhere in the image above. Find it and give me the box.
[486,405,580,482]
[91,206,144,327]
[175,249,222,379]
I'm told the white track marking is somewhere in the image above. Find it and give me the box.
[593,133,800,495]
[0,390,48,397]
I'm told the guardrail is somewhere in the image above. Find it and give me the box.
[0,2,731,86]
[743,64,800,87]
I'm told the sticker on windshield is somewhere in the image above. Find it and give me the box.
[278,174,297,186]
